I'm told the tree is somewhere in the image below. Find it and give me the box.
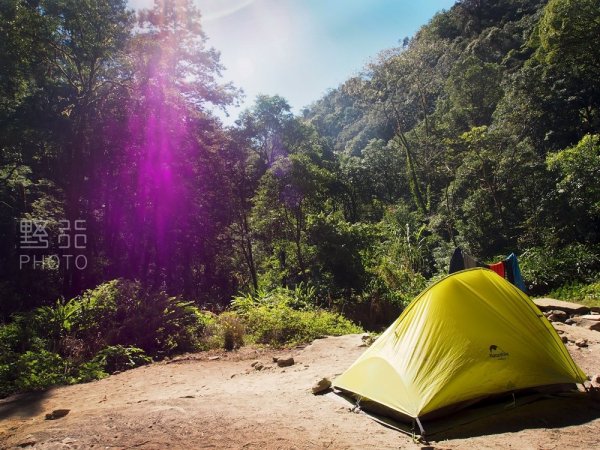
[445,56,504,130]
[236,95,295,166]
[533,0,600,134]
[451,126,542,255]
[103,0,237,298]
[547,134,600,243]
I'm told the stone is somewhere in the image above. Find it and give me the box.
[276,356,295,367]
[592,373,600,384]
[570,317,600,331]
[208,356,220,361]
[17,435,37,447]
[311,377,332,395]
[565,318,575,325]
[533,298,589,315]
[578,314,600,321]
[575,338,588,348]
[548,310,568,322]
[361,334,376,347]
[251,361,259,367]
[254,362,264,371]
[561,335,569,343]
[45,409,70,420]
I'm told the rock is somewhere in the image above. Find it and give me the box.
[312,377,332,395]
[533,298,589,315]
[548,310,568,322]
[361,334,376,347]
[575,338,588,348]
[592,373,600,384]
[578,314,600,321]
[276,356,295,367]
[45,409,70,420]
[254,362,264,371]
[251,361,259,367]
[17,435,37,447]
[208,356,220,361]
[565,318,575,325]
[570,317,600,331]
[561,335,569,343]
[272,356,279,363]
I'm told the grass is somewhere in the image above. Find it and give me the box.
[548,280,600,308]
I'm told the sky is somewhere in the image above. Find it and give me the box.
[128,0,456,121]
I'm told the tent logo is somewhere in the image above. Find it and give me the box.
[489,344,509,360]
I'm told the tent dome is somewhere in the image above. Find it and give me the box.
[333,268,586,420]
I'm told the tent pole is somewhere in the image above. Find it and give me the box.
[415,417,425,436]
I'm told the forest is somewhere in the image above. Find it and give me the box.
[1,0,599,396]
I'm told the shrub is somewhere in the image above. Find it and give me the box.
[241,305,361,347]
[232,285,315,313]
[520,244,600,293]
[232,287,362,347]
[218,312,246,351]
[33,298,81,353]
[0,279,217,396]
[0,318,49,397]
[0,363,16,398]
[75,360,108,383]
[549,280,600,308]
[71,279,211,358]
[91,345,152,374]
[15,350,67,391]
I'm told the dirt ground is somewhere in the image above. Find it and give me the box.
[1,324,600,450]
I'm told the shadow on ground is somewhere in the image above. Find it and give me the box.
[430,392,600,440]
[331,390,600,441]
[0,390,51,422]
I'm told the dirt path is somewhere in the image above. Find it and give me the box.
[1,328,600,449]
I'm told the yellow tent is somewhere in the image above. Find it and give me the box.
[333,268,586,427]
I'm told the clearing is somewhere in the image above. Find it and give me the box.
[1,324,600,449]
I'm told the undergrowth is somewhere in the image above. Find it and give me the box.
[549,280,600,308]
[0,280,362,397]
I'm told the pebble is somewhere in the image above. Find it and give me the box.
[277,356,295,367]
[311,377,332,394]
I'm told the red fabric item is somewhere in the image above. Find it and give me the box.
[488,261,505,278]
